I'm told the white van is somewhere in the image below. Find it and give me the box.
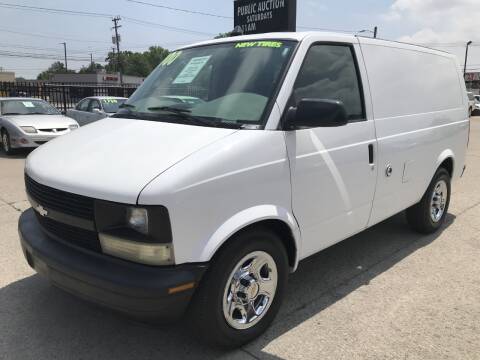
[19,32,469,347]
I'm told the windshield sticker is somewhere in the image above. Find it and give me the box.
[22,101,35,108]
[160,51,182,66]
[173,56,211,84]
[235,41,283,49]
[102,98,118,104]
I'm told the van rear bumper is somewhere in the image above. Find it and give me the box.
[18,208,207,320]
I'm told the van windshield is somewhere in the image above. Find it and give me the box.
[115,40,297,129]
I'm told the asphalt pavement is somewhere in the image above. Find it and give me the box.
[1,118,480,359]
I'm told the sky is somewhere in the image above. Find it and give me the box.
[0,0,479,79]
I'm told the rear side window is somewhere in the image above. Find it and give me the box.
[77,99,90,111]
[293,44,365,122]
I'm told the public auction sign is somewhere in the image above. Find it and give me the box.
[234,0,297,35]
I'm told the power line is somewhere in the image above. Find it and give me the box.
[0,50,104,62]
[0,1,364,38]
[126,0,231,19]
[0,2,112,18]
[0,43,106,54]
[297,26,357,33]
[0,27,112,44]
[122,17,215,36]
[0,2,215,37]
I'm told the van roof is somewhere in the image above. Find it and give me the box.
[180,31,454,59]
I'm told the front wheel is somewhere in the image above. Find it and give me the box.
[1,130,14,155]
[189,228,289,348]
[406,167,451,234]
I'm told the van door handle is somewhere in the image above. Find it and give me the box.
[368,144,375,169]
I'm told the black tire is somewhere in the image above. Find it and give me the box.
[406,167,451,234]
[1,130,14,155]
[189,228,289,348]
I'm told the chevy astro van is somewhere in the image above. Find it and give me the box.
[19,32,469,347]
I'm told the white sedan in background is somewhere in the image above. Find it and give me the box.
[0,98,79,155]
[66,96,127,126]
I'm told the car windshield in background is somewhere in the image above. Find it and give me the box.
[1,100,60,115]
[101,98,126,113]
[115,40,297,128]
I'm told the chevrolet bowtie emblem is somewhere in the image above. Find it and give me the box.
[35,204,48,217]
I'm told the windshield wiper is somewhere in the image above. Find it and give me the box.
[114,106,243,129]
[2,112,22,115]
[119,103,136,109]
[146,106,243,128]
[148,106,191,113]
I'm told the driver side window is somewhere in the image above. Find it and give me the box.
[293,44,365,122]
[88,100,101,113]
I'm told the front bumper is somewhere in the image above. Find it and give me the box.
[18,208,207,320]
[11,131,69,148]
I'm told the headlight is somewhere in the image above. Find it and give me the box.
[20,126,37,134]
[99,233,173,265]
[69,124,79,130]
[126,207,148,235]
[95,201,173,265]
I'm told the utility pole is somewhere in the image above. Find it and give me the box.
[112,16,123,84]
[464,41,473,78]
[373,26,378,38]
[111,47,116,72]
[90,53,93,68]
[60,42,68,71]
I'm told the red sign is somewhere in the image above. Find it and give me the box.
[103,76,119,82]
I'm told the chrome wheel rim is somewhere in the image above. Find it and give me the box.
[2,133,8,152]
[223,251,278,330]
[430,180,448,222]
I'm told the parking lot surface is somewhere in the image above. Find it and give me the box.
[1,118,480,360]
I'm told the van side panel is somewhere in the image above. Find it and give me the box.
[358,39,469,226]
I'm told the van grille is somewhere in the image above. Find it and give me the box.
[25,174,94,220]
[34,212,101,252]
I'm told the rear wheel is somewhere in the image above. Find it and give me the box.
[1,130,14,155]
[406,167,451,234]
[189,228,289,348]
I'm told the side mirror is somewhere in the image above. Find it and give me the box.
[284,99,348,130]
[92,108,102,114]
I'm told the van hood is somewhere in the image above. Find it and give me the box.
[5,114,78,128]
[26,117,237,204]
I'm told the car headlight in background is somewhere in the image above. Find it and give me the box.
[95,201,174,266]
[69,124,79,130]
[20,126,37,134]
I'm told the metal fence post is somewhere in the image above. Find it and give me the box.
[62,83,67,114]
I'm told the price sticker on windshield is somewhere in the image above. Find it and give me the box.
[173,56,211,84]
[22,101,35,108]
[160,51,182,66]
[103,98,118,104]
